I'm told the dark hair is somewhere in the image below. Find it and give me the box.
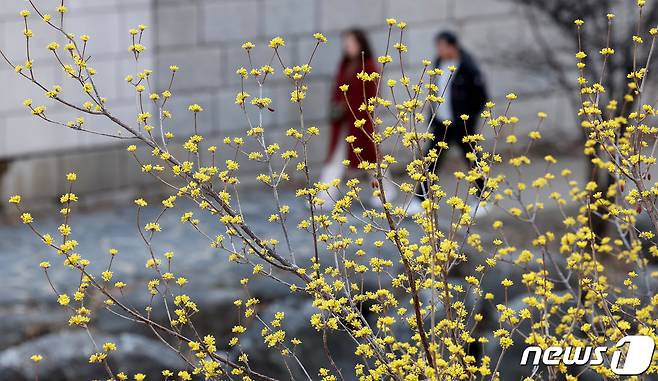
[341,28,373,62]
[435,30,459,47]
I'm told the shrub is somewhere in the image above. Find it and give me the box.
[3,1,658,380]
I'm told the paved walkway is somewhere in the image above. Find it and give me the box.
[0,154,591,304]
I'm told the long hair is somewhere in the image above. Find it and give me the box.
[340,28,373,66]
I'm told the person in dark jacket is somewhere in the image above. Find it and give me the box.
[409,31,488,215]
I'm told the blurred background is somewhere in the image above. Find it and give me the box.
[0,0,593,209]
[0,0,654,380]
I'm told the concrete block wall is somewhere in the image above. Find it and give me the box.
[0,0,581,208]
[0,0,154,210]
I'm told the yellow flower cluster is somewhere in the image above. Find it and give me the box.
[5,2,658,380]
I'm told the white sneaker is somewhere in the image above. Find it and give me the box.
[367,178,398,208]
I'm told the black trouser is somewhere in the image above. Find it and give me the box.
[416,120,484,200]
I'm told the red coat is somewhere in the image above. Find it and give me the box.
[327,58,379,168]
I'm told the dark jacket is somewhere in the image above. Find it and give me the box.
[434,50,487,132]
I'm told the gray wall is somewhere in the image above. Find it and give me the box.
[0,0,578,208]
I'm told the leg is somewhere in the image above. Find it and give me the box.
[364,170,398,207]
[416,121,449,201]
[456,129,485,197]
[318,128,347,205]
[0,159,11,215]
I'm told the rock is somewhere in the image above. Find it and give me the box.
[637,264,658,300]
[391,278,481,341]
[482,292,584,380]
[96,286,243,342]
[637,212,658,264]
[0,302,67,350]
[247,276,294,301]
[239,296,357,381]
[0,330,186,381]
[0,366,27,381]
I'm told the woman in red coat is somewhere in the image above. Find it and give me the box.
[319,29,390,207]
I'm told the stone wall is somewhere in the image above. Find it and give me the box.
[0,0,580,209]
[0,0,154,209]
